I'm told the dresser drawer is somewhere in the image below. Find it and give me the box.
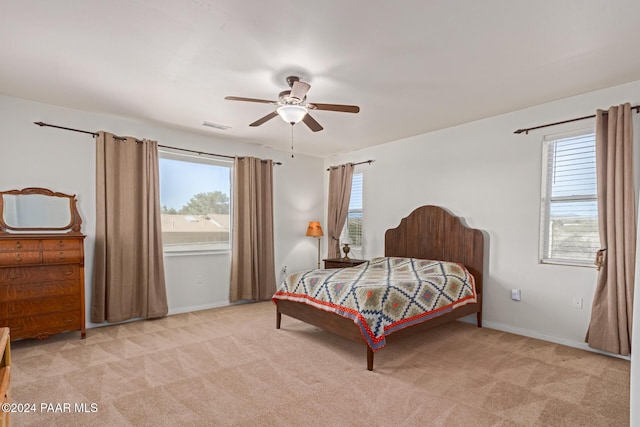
[41,239,82,251]
[0,280,79,301]
[0,265,79,284]
[0,240,40,252]
[42,250,82,264]
[0,251,42,266]
[0,295,79,319]
[6,310,82,338]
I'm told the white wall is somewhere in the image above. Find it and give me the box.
[0,94,324,326]
[326,80,640,352]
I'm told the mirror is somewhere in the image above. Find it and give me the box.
[0,188,82,233]
[3,194,71,228]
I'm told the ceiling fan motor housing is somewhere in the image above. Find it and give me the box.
[279,90,305,104]
[285,75,300,87]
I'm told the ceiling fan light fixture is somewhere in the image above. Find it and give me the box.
[277,105,307,124]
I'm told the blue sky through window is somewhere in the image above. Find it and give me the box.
[159,158,230,211]
[349,173,363,211]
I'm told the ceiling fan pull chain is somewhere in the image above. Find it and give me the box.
[290,124,295,158]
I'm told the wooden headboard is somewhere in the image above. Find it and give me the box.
[384,206,484,294]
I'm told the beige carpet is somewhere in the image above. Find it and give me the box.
[10,302,630,426]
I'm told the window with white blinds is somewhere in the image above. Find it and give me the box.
[540,131,600,265]
[341,172,363,247]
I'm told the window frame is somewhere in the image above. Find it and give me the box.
[341,171,363,250]
[158,149,233,255]
[539,128,599,267]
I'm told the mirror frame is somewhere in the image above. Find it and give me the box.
[0,187,82,234]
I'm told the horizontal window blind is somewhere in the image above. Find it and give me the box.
[342,172,363,247]
[540,132,600,265]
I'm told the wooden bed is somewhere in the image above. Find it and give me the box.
[275,205,485,371]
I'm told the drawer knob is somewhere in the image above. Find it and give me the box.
[63,318,74,323]
[16,241,22,249]
[58,241,64,247]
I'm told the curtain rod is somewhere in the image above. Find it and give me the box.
[513,104,640,135]
[33,121,282,165]
[326,160,375,171]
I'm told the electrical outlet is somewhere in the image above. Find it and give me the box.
[282,266,288,275]
[196,274,204,286]
[511,289,521,301]
[572,297,583,309]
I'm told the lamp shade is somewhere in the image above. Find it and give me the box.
[277,105,308,124]
[306,221,323,237]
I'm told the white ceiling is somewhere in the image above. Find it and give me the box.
[2,1,640,157]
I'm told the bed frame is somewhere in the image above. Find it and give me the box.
[275,205,485,371]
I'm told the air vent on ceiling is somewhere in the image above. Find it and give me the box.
[202,121,231,130]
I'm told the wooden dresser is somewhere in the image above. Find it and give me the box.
[0,187,86,341]
[0,234,86,340]
[0,327,9,427]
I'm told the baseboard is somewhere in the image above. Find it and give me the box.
[167,301,229,316]
[459,317,630,361]
[84,301,230,330]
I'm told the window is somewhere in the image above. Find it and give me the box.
[341,172,363,247]
[540,131,599,265]
[158,151,232,252]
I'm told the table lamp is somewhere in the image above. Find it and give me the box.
[306,221,323,269]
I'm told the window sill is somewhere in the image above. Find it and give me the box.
[163,249,231,257]
[540,259,596,268]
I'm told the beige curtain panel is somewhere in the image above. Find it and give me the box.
[327,163,354,259]
[229,157,276,302]
[92,132,169,323]
[586,103,637,355]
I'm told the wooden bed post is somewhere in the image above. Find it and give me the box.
[276,310,281,329]
[366,346,374,371]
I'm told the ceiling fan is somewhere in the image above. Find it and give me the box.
[225,76,360,132]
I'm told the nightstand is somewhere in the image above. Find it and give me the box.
[323,258,368,269]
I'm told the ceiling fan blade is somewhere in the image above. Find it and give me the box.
[225,96,277,104]
[249,111,279,127]
[307,103,360,113]
[290,81,311,101]
[302,114,323,132]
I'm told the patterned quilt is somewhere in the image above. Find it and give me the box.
[273,257,477,351]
